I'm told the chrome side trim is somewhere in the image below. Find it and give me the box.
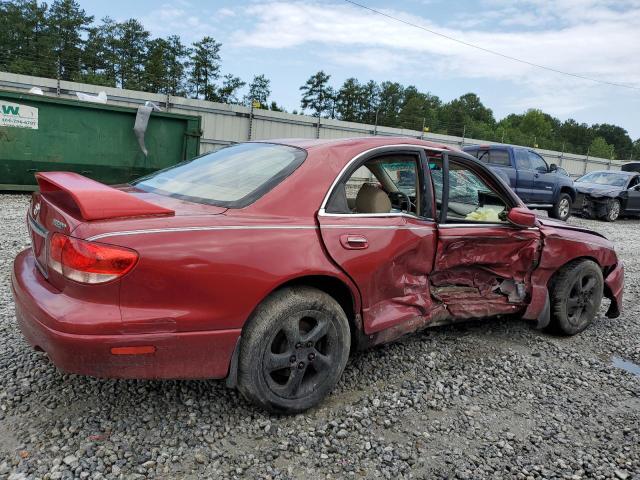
[28,214,48,237]
[318,209,424,220]
[319,144,445,210]
[87,225,318,241]
[526,204,553,208]
[321,224,434,230]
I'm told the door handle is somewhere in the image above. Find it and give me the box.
[534,173,540,178]
[340,234,368,250]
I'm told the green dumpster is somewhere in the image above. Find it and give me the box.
[0,90,201,190]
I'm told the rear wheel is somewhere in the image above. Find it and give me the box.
[603,198,621,222]
[549,193,572,221]
[237,286,350,413]
[549,260,603,335]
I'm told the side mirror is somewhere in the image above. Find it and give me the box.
[506,207,537,228]
[549,163,558,172]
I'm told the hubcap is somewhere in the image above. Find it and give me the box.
[609,201,620,220]
[263,311,336,399]
[566,272,599,326]
[559,198,570,218]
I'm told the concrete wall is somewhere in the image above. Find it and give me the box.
[0,71,628,176]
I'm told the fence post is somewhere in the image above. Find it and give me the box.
[559,142,565,167]
[584,148,589,175]
[56,57,61,97]
[421,118,425,140]
[461,125,466,147]
[374,110,379,136]
[248,101,254,141]
[316,116,321,139]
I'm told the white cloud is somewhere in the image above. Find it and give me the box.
[232,1,640,120]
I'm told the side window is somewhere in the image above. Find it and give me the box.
[515,150,531,170]
[476,150,489,163]
[528,152,548,172]
[489,150,511,167]
[628,176,640,189]
[430,158,508,223]
[327,154,421,216]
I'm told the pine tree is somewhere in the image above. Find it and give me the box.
[300,71,333,117]
[246,74,271,108]
[215,74,245,104]
[189,36,221,100]
[115,19,149,90]
[48,0,93,80]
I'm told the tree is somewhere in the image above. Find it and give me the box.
[377,81,404,127]
[115,19,149,90]
[80,17,118,86]
[0,1,55,77]
[48,0,93,80]
[397,86,441,131]
[215,74,245,104]
[592,124,633,159]
[589,137,615,159]
[269,101,285,112]
[189,36,221,100]
[336,78,366,122]
[144,35,189,95]
[246,74,271,108]
[300,71,333,117]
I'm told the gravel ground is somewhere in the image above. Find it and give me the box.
[0,193,638,480]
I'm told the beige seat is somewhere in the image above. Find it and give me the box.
[355,184,391,214]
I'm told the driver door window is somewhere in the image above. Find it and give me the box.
[430,158,508,223]
[528,152,549,173]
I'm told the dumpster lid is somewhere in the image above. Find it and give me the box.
[36,172,175,221]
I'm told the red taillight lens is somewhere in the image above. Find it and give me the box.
[48,233,138,284]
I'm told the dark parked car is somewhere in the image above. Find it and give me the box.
[463,144,576,221]
[573,170,640,221]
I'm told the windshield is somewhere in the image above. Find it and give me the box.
[577,171,628,187]
[133,143,307,207]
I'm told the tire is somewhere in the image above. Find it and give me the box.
[549,193,572,221]
[603,198,621,222]
[237,286,350,413]
[549,259,603,335]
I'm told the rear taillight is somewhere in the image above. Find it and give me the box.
[48,233,138,284]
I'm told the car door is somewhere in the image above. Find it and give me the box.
[318,147,437,336]
[429,154,542,320]
[513,149,535,202]
[624,175,640,212]
[528,151,555,204]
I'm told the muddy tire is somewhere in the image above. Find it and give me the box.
[237,286,350,413]
[549,260,603,335]
[549,193,572,221]
[603,198,621,222]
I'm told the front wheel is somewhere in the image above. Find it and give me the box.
[549,193,572,221]
[549,259,603,335]
[603,198,621,222]
[237,286,350,413]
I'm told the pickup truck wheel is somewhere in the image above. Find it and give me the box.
[549,259,603,335]
[549,193,572,221]
[603,198,621,222]
[237,286,350,413]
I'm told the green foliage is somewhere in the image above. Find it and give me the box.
[188,36,221,100]
[246,74,271,108]
[300,71,334,117]
[214,74,246,104]
[589,136,615,159]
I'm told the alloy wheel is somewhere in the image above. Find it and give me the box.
[566,272,599,327]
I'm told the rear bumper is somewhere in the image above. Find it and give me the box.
[604,261,624,318]
[12,249,240,379]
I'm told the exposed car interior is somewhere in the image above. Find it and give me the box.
[328,153,421,216]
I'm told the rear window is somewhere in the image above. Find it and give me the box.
[133,143,307,208]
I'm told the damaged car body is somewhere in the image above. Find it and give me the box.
[12,137,624,413]
[572,170,640,222]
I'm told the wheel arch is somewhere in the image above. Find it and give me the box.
[546,255,603,288]
[559,185,576,202]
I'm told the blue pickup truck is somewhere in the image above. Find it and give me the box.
[463,144,576,221]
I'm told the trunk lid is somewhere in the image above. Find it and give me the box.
[28,172,226,277]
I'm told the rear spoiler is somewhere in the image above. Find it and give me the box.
[36,172,174,221]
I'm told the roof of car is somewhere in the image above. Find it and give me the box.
[256,136,459,152]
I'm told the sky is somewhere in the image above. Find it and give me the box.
[78,0,640,139]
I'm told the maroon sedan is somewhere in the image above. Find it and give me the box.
[12,138,624,412]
